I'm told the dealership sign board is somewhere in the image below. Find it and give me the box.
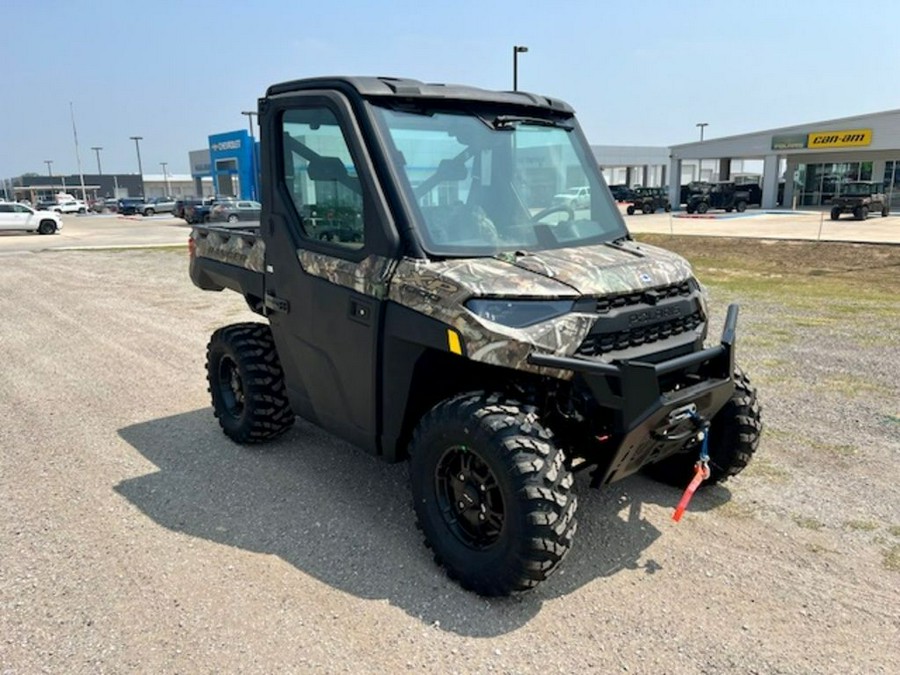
[772,129,872,150]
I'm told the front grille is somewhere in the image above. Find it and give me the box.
[595,280,692,314]
[576,311,703,357]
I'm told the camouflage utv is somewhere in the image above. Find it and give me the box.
[830,182,890,220]
[189,76,762,596]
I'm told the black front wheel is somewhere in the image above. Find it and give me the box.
[37,220,57,235]
[831,208,841,221]
[643,368,762,488]
[626,205,635,215]
[206,323,294,444]
[696,202,709,214]
[409,392,577,596]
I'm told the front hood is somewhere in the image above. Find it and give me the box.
[494,241,693,296]
[391,240,693,301]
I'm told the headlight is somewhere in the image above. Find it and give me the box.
[465,298,573,328]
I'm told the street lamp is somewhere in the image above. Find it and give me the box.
[696,123,709,182]
[91,146,103,175]
[44,160,53,177]
[696,122,709,142]
[160,162,170,196]
[513,45,529,91]
[130,135,144,196]
[241,110,259,200]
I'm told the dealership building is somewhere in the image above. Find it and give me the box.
[668,108,900,210]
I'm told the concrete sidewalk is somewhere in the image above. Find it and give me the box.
[622,207,900,245]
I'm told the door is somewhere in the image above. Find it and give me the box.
[260,91,399,453]
[0,203,28,230]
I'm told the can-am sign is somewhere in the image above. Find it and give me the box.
[772,129,872,151]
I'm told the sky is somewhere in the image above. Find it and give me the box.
[3,0,899,178]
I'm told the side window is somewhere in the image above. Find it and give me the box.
[281,106,365,249]
[0,204,12,213]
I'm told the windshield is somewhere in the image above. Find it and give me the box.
[373,105,627,256]
[842,183,874,196]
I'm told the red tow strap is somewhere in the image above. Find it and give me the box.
[672,462,710,522]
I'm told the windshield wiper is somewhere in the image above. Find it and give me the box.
[485,115,574,130]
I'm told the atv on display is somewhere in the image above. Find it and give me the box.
[189,76,762,596]
[830,182,890,220]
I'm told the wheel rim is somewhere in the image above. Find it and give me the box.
[434,445,505,550]
[217,355,245,418]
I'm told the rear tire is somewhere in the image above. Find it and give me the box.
[736,200,747,213]
[643,368,762,488]
[408,392,577,596]
[882,205,890,217]
[686,205,695,214]
[227,214,239,223]
[697,202,709,214]
[206,322,294,444]
[144,208,155,217]
[642,203,653,214]
[856,205,868,221]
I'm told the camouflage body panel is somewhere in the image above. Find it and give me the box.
[297,241,698,378]
[297,250,395,299]
[192,227,266,273]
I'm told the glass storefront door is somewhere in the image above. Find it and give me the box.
[884,161,899,208]
[797,161,873,206]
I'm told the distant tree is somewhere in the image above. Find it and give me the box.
[22,172,40,177]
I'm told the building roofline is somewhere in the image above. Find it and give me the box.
[670,107,900,150]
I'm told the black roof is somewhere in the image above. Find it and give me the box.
[264,76,575,115]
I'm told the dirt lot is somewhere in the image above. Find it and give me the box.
[1,241,898,673]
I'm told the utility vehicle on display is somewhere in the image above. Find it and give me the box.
[625,187,671,215]
[830,182,890,220]
[189,76,762,596]
[685,181,756,214]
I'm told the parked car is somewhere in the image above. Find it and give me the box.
[680,181,711,205]
[117,197,146,215]
[551,186,590,209]
[174,198,199,220]
[625,187,671,215]
[0,202,63,234]
[208,199,261,224]
[141,196,177,216]
[184,198,219,224]
[90,198,117,213]
[51,199,88,214]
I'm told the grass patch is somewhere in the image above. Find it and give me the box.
[806,542,838,555]
[794,515,825,531]
[883,544,900,572]
[888,525,900,537]
[743,458,791,483]
[844,520,879,532]
[808,440,857,457]
[717,500,757,520]
[819,374,887,398]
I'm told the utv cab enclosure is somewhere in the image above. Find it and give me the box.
[189,76,762,596]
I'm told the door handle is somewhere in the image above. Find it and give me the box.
[349,297,373,326]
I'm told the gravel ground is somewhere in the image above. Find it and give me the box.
[1,247,898,674]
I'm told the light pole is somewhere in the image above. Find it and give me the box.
[696,122,708,142]
[44,160,54,177]
[241,110,259,200]
[513,45,528,91]
[696,123,709,182]
[160,162,170,196]
[130,135,144,196]
[91,147,103,175]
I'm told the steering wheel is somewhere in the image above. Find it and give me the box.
[531,204,575,223]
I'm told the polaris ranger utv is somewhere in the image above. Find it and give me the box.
[189,76,762,596]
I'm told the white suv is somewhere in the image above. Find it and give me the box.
[52,199,88,214]
[0,202,64,234]
[551,186,590,209]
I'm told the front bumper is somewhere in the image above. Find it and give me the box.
[529,304,739,486]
